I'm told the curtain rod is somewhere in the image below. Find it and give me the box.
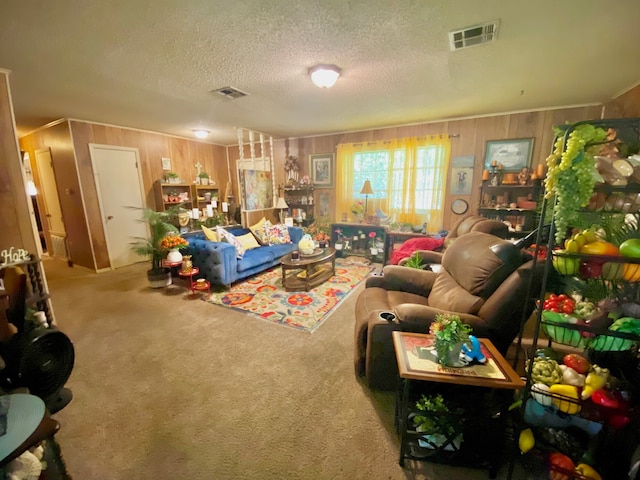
[351,134,460,147]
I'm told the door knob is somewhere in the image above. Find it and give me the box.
[107,215,114,220]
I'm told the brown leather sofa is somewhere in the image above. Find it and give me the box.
[354,232,543,390]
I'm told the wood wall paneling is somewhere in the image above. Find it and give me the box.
[604,83,640,119]
[0,72,38,255]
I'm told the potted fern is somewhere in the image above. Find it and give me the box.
[198,171,210,185]
[129,207,180,288]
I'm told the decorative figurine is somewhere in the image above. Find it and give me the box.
[518,167,531,185]
[461,336,487,364]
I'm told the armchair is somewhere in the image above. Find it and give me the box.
[396,215,509,267]
[354,232,543,390]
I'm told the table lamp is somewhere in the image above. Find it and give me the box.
[360,180,374,215]
[275,197,289,223]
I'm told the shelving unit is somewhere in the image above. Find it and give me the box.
[478,181,542,236]
[284,185,315,227]
[154,181,193,211]
[509,118,640,480]
[193,185,220,211]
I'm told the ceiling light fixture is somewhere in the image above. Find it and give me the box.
[192,129,210,139]
[308,64,342,88]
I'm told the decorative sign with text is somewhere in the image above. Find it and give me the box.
[0,247,30,267]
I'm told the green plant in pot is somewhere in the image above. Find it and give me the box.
[198,171,210,185]
[129,206,180,288]
[165,171,179,184]
[429,313,472,366]
[412,393,464,450]
[404,251,425,269]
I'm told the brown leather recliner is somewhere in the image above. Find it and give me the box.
[354,232,543,390]
[444,215,509,250]
[397,215,510,267]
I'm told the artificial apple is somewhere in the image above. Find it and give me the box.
[619,238,640,258]
[579,260,602,279]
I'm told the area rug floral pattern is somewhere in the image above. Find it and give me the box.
[206,259,372,333]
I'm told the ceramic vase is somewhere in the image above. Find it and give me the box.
[167,248,183,264]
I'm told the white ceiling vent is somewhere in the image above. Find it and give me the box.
[449,20,499,51]
[213,86,249,99]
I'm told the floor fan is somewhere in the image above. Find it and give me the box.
[0,325,75,414]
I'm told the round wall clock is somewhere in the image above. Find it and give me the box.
[451,199,469,215]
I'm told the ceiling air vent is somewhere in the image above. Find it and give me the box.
[213,86,249,99]
[449,19,499,51]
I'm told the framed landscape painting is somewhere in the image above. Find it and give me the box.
[310,153,334,188]
[484,138,534,172]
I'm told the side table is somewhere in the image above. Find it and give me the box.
[178,267,210,297]
[392,332,524,476]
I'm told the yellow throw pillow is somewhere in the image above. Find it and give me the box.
[201,225,219,242]
[249,217,268,245]
[236,232,261,251]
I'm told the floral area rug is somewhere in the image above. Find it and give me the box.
[206,259,372,333]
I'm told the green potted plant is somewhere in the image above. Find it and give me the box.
[198,171,210,185]
[412,393,464,451]
[165,171,180,184]
[129,207,180,288]
[404,251,425,269]
[429,313,472,366]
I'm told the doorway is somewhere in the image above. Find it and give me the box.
[89,144,148,269]
[34,147,67,259]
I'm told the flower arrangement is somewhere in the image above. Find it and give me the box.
[351,200,365,216]
[305,216,330,243]
[160,235,189,251]
[429,313,472,366]
[368,231,377,248]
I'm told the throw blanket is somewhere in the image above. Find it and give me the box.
[390,236,445,265]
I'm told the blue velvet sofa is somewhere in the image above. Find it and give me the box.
[186,226,303,287]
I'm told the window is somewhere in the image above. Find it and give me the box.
[352,145,448,212]
[336,136,451,229]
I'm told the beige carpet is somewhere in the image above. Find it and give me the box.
[43,257,527,480]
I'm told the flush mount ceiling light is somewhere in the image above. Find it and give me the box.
[192,129,210,139]
[308,64,342,88]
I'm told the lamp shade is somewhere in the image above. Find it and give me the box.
[275,197,289,209]
[309,64,341,88]
[360,180,374,195]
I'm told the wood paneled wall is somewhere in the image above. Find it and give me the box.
[259,106,602,230]
[0,71,38,255]
[604,83,640,119]
[20,121,228,271]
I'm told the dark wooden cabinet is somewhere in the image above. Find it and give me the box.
[284,186,315,226]
[330,222,387,263]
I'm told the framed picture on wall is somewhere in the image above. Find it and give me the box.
[484,138,534,172]
[309,153,334,188]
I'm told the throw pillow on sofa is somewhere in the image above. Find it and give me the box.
[249,217,268,245]
[216,226,246,259]
[201,225,219,242]
[264,221,291,245]
[236,232,261,251]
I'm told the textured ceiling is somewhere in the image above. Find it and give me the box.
[1,0,640,145]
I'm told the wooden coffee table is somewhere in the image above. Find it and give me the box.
[281,248,336,291]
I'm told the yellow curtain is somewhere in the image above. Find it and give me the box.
[335,135,451,230]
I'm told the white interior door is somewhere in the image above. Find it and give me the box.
[89,144,148,269]
[34,148,67,258]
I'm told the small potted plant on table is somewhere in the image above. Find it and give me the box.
[430,313,472,366]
